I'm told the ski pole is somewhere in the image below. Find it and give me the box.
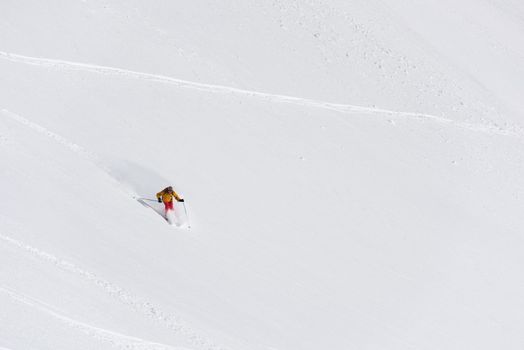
[182,201,191,229]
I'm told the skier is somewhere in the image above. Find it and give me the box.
[156,186,184,217]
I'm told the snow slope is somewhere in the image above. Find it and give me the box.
[1,1,524,349]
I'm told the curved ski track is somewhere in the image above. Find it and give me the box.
[0,286,190,350]
[0,51,519,137]
[0,233,227,350]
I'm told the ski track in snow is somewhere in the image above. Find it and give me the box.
[0,286,190,350]
[0,109,140,199]
[0,51,519,137]
[1,109,190,228]
[0,233,228,350]
[0,109,98,162]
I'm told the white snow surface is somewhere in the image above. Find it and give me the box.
[1,1,524,349]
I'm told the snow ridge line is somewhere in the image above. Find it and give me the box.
[0,233,228,350]
[0,51,517,136]
[0,286,190,350]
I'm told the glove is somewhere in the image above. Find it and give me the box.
[158,198,162,203]
[178,199,185,202]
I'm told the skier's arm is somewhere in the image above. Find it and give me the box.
[173,190,182,201]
